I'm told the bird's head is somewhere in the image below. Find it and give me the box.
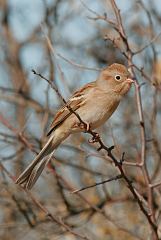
[97,63,134,96]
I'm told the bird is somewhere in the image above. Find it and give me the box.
[15,63,134,190]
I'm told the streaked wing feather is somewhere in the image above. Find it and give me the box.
[47,82,95,136]
[47,100,81,136]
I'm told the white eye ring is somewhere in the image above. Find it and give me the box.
[115,75,121,81]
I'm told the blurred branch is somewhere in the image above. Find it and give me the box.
[28,191,90,240]
[0,113,37,154]
[80,0,116,26]
[134,31,161,55]
[0,162,90,240]
[56,52,101,71]
[150,181,161,189]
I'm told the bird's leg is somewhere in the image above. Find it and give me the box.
[83,121,90,132]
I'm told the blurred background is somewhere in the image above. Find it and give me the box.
[0,0,161,239]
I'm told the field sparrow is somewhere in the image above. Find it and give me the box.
[16,63,134,189]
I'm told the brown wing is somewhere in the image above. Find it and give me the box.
[47,82,95,136]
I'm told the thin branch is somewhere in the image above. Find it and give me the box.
[110,0,130,52]
[150,181,161,189]
[134,31,161,55]
[56,52,100,71]
[80,0,116,26]
[71,174,122,193]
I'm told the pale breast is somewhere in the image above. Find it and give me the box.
[75,89,121,130]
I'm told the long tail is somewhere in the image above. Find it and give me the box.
[16,134,59,190]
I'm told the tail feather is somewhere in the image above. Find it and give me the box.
[16,129,70,190]
[24,153,54,190]
[15,136,54,189]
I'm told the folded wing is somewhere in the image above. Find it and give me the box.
[47,82,95,136]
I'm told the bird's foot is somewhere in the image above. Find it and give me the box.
[88,132,100,143]
[74,121,90,132]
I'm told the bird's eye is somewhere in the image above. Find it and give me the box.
[115,75,121,81]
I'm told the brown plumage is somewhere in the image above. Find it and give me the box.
[16,63,134,189]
